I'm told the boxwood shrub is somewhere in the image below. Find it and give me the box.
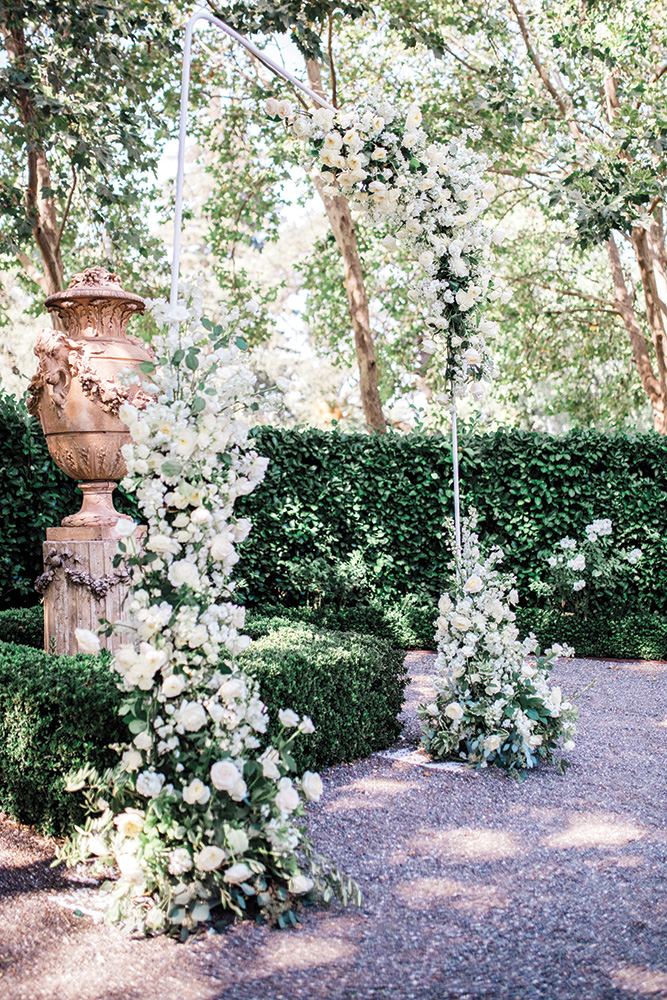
[0,606,44,648]
[0,623,407,835]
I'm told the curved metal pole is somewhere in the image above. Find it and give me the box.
[170,9,335,307]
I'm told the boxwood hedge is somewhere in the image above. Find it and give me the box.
[0,623,406,835]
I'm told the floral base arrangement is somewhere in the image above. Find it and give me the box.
[419,513,577,775]
[61,295,359,937]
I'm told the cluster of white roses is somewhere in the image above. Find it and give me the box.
[542,517,642,611]
[68,297,331,934]
[267,97,508,400]
[419,514,577,774]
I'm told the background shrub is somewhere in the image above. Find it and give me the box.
[0,624,406,834]
[0,606,43,647]
[236,426,667,618]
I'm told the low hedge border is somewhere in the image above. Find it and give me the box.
[516,608,667,661]
[0,622,407,835]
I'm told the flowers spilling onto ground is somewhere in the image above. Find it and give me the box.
[534,517,643,616]
[419,514,577,774]
[267,97,508,401]
[64,294,359,935]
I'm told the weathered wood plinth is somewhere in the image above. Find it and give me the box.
[42,524,145,655]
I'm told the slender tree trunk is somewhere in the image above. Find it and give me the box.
[607,234,667,432]
[1,13,64,297]
[305,59,386,432]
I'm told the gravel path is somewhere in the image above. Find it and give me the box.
[1,654,666,1000]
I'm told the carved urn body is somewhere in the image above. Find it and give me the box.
[28,267,153,526]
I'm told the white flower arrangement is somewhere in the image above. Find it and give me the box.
[268,99,507,400]
[420,513,577,774]
[536,518,643,615]
[62,294,359,934]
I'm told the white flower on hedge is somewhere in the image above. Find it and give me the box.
[567,553,586,572]
[573,579,586,592]
[114,809,144,838]
[75,628,100,654]
[210,759,242,791]
[223,862,253,885]
[167,559,200,590]
[136,771,165,798]
[182,778,211,805]
[560,537,577,550]
[444,702,465,721]
[299,716,316,734]
[226,827,249,856]
[278,708,300,728]
[116,853,145,885]
[289,875,314,894]
[162,673,186,698]
[168,848,193,876]
[195,845,225,871]
[121,749,143,772]
[275,777,300,814]
[627,548,642,564]
[176,700,207,732]
[301,771,323,802]
[463,574,484,594]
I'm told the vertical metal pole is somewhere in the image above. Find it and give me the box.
[169,10,335,310]
[451,404,462,570]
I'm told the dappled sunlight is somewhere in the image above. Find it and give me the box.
[256,918,359,973]
[612,964,667,996]
[326,777,422,814]
[395,876,507,915]
[544,815,646,849]
[409,826,523,861]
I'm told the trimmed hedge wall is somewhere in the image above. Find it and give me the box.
[515,608,667,662]
[236,426,667,616]
[0,623,406,835]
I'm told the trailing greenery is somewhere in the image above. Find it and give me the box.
[0,623,406,835]
[237,425,667,617]
[515,608,667,663]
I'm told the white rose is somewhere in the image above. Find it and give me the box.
[168,559,200,590]
[463,574,484,594]
[289,875,314,895]
[168,848,193,875]
[311,107,335,130]
[75,628,100,654]
[444,702,464,721]
[261,753,281,780]
[301,771,323,802]
[265,97,281,117]
[116,853,145,885]
[230,778,248,802]
[223,862,253,884]
[425,702,439,717]
[190,506,211,524]
[182,778,211,805]
[146,534,180,554]
[219,677,245,702]
[453,615,472,630]
[299,716,316,734]
[275,777,300,814]
[278,709,300,728]
[195,845,225,871]
[567,553,586,572]
[121,749,143,772]
[114,518,136,538]
[483,734,503,752]
[226,827,249,855]
[176,700,207,732]
[209,533,235,561]
[135,771,165,798]
[573,580,586,592]
[462,347,482,367]
[133,731,152,751]
[162,673,186,698]
[210,759,241,791]
[114,809,144,838]
[291,117,312,139]
[405,103,422,129]
[563,740,575,752]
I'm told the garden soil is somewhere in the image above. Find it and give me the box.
[0,654,666,1000]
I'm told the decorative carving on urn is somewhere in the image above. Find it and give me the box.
[28,267,154,527]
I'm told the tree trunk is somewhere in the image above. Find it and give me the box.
[607,234,667,432]
[305,59,386,432]
[1,13,65,298]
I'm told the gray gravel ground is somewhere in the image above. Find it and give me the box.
[1,653,666,1000]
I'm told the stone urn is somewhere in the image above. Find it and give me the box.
[27,266,154,526]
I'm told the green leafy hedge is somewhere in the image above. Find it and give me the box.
[0,624,406,835]
[237,426,667,616]
[0,606,43,648]
[515,608,667,662]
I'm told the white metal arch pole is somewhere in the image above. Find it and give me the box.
[451,403,462,569]
[170,9,335,308]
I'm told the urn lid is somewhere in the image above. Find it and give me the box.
[45,266,145,315]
